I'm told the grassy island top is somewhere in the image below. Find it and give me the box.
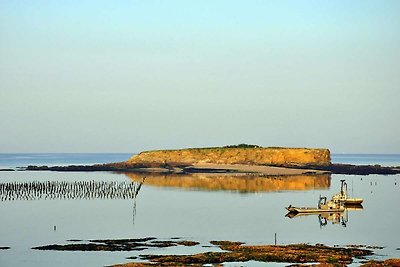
[128,144,331,167]
[141,144,328,152]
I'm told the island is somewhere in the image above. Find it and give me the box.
[21,144,400,175]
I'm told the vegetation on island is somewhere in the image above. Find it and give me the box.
[222,143,261,148]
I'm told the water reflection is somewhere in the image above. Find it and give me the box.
[286,205,364,228]
[0,180,142,201]
[132,177,145,225]
[125,173,331,193]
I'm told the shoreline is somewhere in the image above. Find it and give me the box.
[4,162,399,176]
[27,237,400,266]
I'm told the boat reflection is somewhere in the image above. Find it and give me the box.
[124,173,331,193]
[286,205,363,227]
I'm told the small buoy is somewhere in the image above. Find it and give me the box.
[53,225,56,231]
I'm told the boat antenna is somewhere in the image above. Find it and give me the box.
[340,179,346,196]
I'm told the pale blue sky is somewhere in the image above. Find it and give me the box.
[1,0,399,153]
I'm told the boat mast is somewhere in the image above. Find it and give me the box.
[340,179,347,197]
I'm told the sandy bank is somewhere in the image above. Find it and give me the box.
[190,162,328,175]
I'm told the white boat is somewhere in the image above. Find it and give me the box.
[331,180,363,205]
[286,196,345,214]
[286,180,362,215]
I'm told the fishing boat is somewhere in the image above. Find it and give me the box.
[331,180,363,205]
[286,196,345,214]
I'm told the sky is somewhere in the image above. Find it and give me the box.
[1,0,399,153]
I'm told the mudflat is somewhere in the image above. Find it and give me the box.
[191,162,328,175]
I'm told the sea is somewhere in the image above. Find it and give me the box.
[0,153,399,267]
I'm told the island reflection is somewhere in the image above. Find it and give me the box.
[125,173,331,193]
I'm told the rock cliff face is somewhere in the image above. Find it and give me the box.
[127,147,331,167]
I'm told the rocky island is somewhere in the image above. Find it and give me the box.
[20,144,400,175]
[125,145,331,167]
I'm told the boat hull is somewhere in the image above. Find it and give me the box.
[344,198,363,205]
[286,206,345,214]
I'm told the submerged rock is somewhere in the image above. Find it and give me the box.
[32,237,198,252]
[304,163,400,175]
[360,258,400,266]
[134,242,372,266]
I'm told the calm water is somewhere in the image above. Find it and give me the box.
[332,154,400,166]
[0,154,399,267]
[0,153,132,169]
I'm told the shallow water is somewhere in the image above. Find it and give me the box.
[0,153,132,169]
[331,153,400,167]
[0,154,399,267]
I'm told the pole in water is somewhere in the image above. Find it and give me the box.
[53,225,56,231]
[274,233,277,245]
